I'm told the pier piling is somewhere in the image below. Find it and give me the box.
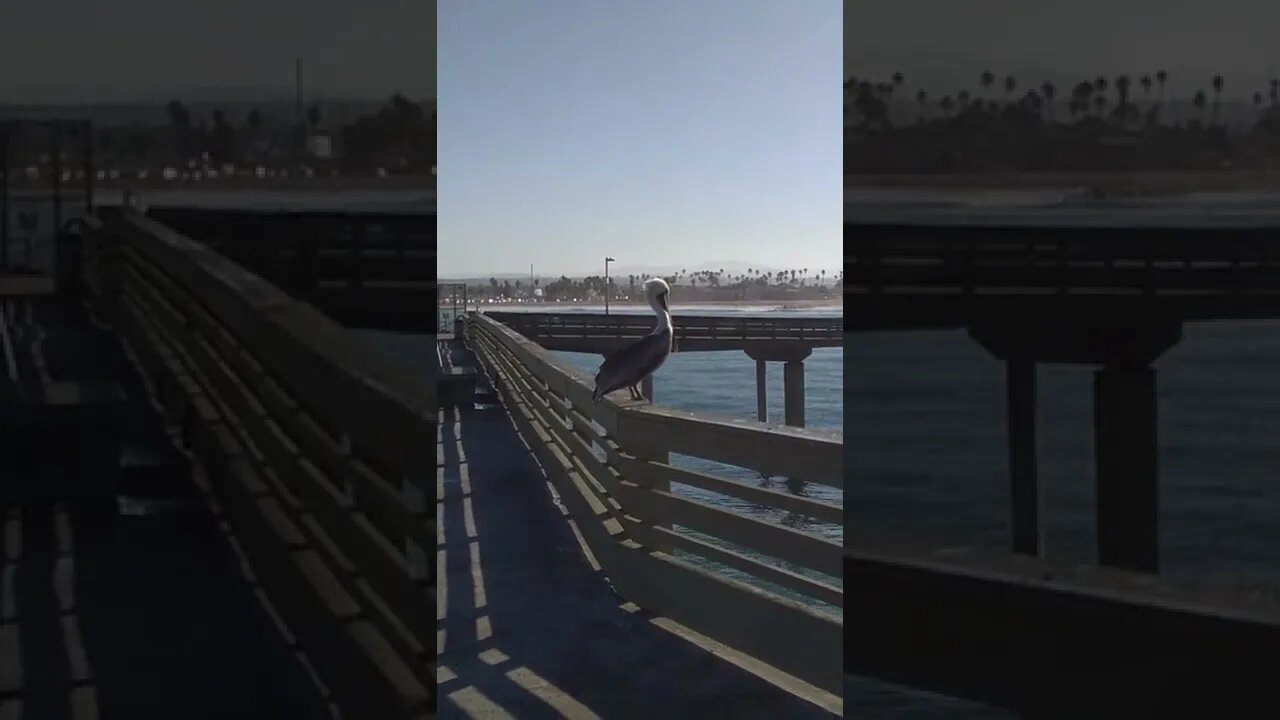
[755,359,768,422]
[784,359,806,428]
[1094,365,1160,573]
[1006,356,1041,556]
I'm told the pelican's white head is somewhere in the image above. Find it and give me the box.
[643,277,670,309]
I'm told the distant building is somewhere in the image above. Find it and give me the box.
[307,134,333,159]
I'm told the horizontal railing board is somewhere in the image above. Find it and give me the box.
[846,534,1280,714]
[114,212,432,486]
[113,243,429,641]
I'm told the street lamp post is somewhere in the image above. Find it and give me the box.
[604,256,615,315]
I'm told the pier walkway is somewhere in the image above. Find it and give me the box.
[847,206,1280,715]
[1,290,333,718]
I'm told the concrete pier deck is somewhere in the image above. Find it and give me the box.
[436,337,835,719]
[1,294,331,718]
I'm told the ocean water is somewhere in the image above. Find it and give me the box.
[847,322,1280,717]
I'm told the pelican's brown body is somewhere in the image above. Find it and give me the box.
[592,278,673,402]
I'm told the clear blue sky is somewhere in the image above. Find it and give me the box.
[438,0,842,277]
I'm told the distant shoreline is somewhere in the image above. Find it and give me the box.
[472,299,841,310]
[6,175,435,194]
[845,171,1280,195]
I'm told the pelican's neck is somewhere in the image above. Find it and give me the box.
[648,296,672,335]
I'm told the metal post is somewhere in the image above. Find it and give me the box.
[52,122,63,236]
[604,256,615,315]
[1,122,9,272]
[83,120,94,215]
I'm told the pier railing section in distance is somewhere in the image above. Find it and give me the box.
[464,312,842,702]
[488,311,844,352]
[82,207,435,719]
[145,207,436,332]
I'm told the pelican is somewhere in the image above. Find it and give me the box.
[592,277,672,402]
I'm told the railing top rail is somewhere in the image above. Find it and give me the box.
[108,209,433,471]
[485,311,843,331]
[469,312,842,487]
[144,205,435,218]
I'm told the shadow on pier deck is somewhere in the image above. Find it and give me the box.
[1,294,331,718]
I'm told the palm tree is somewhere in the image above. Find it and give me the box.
[1004,75,1016,97]
[1254,91,1265,110]
[891,72,905,88]
[1041,81,1057,120]
[915,89,929,121]
[1115,75,1132,122]
[1193,89,1208,124]
[1211,75,1224,125]
[980,71,995,97]
[1140,74,1153,100]
[1156,70,1168,104]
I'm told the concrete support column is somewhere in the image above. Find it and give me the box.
[1093,366,1159,573]
[783,360,805,428]
[1006,357,1041,557]
[641,375,654,404]
[755,359,768,422]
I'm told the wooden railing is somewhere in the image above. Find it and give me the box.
[487,311,843,342]
[849,222,1280,295]
[83,207,434,719]
[464,312,843,699]
[145,207,435,331]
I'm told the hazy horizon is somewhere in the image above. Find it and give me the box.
[847,1,1280,99]
[0,0,435,103]
[438,0,842,277]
